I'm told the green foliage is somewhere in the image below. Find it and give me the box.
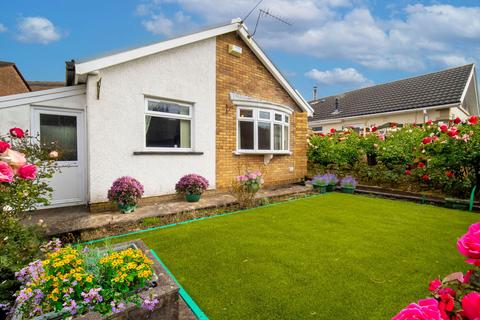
[0,219,44,306]
[308,120,480,198]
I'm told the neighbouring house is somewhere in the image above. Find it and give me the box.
[27,81,65,92]
[309,64,479,133]
[0,19,313,211]
[0,61,31,96]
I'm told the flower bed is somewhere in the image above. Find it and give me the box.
[308,116,480,199]
[10,240,179,320]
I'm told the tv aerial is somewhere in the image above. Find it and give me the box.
[242,0,292,39]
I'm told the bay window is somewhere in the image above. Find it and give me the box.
[145,98,192,149]
[237,107,290,153]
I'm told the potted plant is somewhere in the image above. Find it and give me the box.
[231,171,264,208]
[311,174,329,193]
[340,176,357,194]
[108,176,144,213]
[175,173,209,202]
[325,173,338,191]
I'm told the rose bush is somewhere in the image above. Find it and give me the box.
[231,171,264,208]
[393,221,480,319]
[0,128,58,219]
[308,118,480,198]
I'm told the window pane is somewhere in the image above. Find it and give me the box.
[258,122,271,150]
[285,115,289,123]
[275,113,282,121]
[40,114,77,161]
[239,109,253,118]
[148,100,189,115]
[274,124,282,150]
[284,126,289,150]
[259,111,270,120]
[145,116,191,148]
[239,121,254,149]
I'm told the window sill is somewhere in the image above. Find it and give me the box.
[233,150,292,156]
[133,151,204,156]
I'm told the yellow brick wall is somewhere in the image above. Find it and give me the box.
[215,32,308,189]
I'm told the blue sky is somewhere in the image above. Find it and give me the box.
[1,0,479,99]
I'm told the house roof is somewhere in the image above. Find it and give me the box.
[74,19,313,116]
[0,60,31,93]
[309,64,475,122]
[27,81,64,92]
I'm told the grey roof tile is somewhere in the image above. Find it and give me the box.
[309,64,474,121]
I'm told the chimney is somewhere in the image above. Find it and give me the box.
[312,86,317,100]
[65,60,75,86]
[335,97,339,111]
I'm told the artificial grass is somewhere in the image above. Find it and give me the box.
[106,193,478,319]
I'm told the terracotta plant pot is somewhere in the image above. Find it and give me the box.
[118,203,137,213]
[185,193,201,202]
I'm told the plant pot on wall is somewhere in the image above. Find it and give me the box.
[185,193,201,202]
[342,187,355,194]
[118,203,137,213]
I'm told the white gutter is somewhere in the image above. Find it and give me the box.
[0,85,86,109]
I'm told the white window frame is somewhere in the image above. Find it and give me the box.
[236,107,291,155]
[144,97,193,151]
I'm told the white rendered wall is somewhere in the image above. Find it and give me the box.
[85,38,216,203]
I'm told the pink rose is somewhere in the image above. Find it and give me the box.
[457,222,480,266]
[0,161,14,183]
[0,141,10,153]
[462,292,480,320]
[9,127,24,138]
[428,279,442,292]
[17,164,37,180]
[3,149,27,169]
[392,298,442,320]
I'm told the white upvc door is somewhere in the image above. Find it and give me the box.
[32,108,87,207]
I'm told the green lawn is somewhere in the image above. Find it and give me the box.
[107,193,478,319]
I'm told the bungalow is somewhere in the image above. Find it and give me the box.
[0,19,313,211]
[308,64,479,133]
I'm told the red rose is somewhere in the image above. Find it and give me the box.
[17,164,37,180]
[463,270,475,284]
[421,174,429,181]
[422,137,432,144]
[318,133,325,137]
[9,127,24,138]
[418,162,425,169]
[330,128,335,134]
[440,124,448,133]
[405,170,411,176]
[426,120,433,125]
[438,287,456,297]
[454,117,461,124]
[445,171,454,178]
[448,127,458,137]
[469,115,478,125]
[0,141,10,153]
[428,279,441,292]
[371,126,378,132]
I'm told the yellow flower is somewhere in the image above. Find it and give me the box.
[86,276,93,283]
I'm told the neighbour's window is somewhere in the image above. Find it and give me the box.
[145,98,192,149]
[312,126,323,133]
[237,108,290,152]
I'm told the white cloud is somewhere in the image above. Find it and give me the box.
[428,54,476,68]
[0,23,7,33]
[142,14,175,36]
[305,67,373,87]
[139,2,480,73]
[17,17,62,44]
